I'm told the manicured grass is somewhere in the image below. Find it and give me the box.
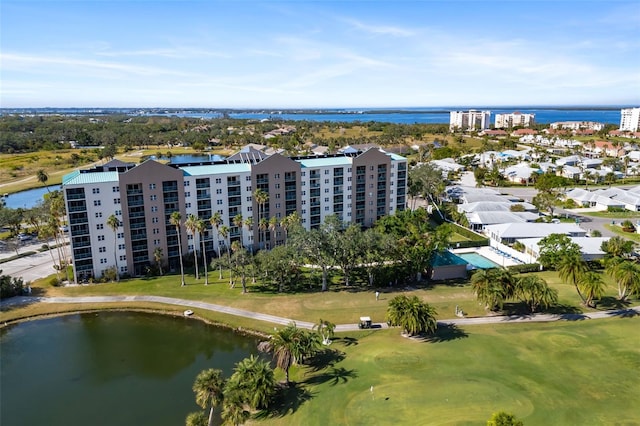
[605,225,640,243]
[262,319,640,425]
[582,211,640,219]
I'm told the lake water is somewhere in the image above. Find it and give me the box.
[0,312,260,426]
[2,185,61,209]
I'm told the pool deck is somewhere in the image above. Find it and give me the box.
[452,246,520,268]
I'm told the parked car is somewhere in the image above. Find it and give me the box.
[17,233,32,241]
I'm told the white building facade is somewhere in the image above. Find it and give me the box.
[620,107,640,132]
[450,110,491,131]
[494,112,535,129]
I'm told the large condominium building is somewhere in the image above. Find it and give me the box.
[550,121,604,131]
[449,110,491,131]
[62,146,407,281]
[620,107,640,132]
[494,112,535,129]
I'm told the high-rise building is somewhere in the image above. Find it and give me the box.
[62,146,407,281]
[620,107,640,132]
[494,112,535,129]
[449,110,491,131]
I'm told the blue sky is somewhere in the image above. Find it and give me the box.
[2,1,639,108]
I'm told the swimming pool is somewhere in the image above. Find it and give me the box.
[457,252,502,269]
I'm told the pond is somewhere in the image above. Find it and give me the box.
[0,312,260,426]
[2,185,61,209]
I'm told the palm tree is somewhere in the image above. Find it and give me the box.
[209,212,223,279]
[386,295,437,337]
[243,216,254,252]
[192,368,226,426]
[268,216,278,247]
[269,323,303,385]
[471,269,506,311]
[170,211,186,286]
[258,217,268,250]
[106,214,120,282]
[221,398,250,426]
[196,218,209,285]
[153,247,164,276]
[36,169,50,192]
[232,214,243,247]
[185,411,207,426]
[557,253,588,305]
[607,260,640,301]
[313,318,336,345]
[516,275,558,312]
[185,214,200,280]
[219,225,232,285]
[253,189,269,249]
[578,271,606,308]
[225,355,275,411]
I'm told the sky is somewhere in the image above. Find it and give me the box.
[1,0,639,108]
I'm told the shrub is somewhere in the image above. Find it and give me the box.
[507,263,541,273]
[48,276,61,287]
[621,220,635,232]
[608,206,626,213]
[590,230,602,237]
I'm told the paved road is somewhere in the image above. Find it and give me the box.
[1,238,69,282]
[2,295,638,332]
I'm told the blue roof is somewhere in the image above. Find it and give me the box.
[62,171,119,186]
[181,163,251,176]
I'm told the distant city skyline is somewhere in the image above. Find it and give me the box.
[2,1,639,108]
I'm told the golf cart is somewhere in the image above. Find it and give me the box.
[358,316,372,329]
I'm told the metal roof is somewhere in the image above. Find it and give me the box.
[62,171,119,186]
[181,163,252,176]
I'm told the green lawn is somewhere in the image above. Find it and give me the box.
[582,211,640,219]
[261,319,640,425]
[605,225,640,243]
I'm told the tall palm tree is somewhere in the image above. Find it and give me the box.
[153,247,163,276]
[210,212,223,279]
[36,169,50,192]
[185,412,207,426]
[243,216,254,252]
[185,214,200,280]
[225,355,275,411]
[196,218,209,285]
[558,253,588,305]
[258,217,268,250]
[268,216,278,246]
[607,260,640,301]
[192,368,226,426]
[232,214,243,247]
[106,214,120,282]
[578,271,606,308]
[516,275,558,312]
[313,318,336,345]
[219,225,232,285]
[253,189,269,248]
[471,269,506,311]
[170,211,186,286]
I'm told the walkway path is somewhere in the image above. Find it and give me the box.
[2,295,638,331]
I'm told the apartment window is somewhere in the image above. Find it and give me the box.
[246,186,251,192]
[275,173,280,179]
[96,224,104,230]
[247,206,252,212]
[369,184,374,188]
[301,191,306,196]
[245,176,251,181]
[324,197,329,202]
[149,183,156,190]
[302,200,306,205]
[114,198,120,204]
[94,200,101,206]
[95,212,102,218]
[216,178,222,184]
[98,235,105,241]
[370,166,374,171]
[150,195,157,201]
[347,168,352,172]
[117,233,124,239]
[154,239,160,245]
[302,218,307,223]
[246,196,252,202]
[152,217,159,223]
[115,210,122,216]
[92,188,100,194]
[217,209,223,214]
[151,206,158,212]
[324,188,329,193]
[185,203,191,208]
[153,228,159,234]
[120,266,127,273]
[301,172,306,176]
[112,186,119,193]
[99,247,106,253]
[184,181,190,187]
[347,186,352,191]
[217,188,222,194]
[118,244,125,250]
[324,170,329,175]
[325,206,330,211]
[275,203,281,209]
[119,255,126,261]
[275,193,281,199]
[348,177,352,182]
[348,195,352,199]
[302,209,306,214]
[275,183,280,189]
[301,182,306,186]
[347,212,352,217]
[184,192,190,197]
[325,179,329,184]
[188,244,194,251]
[217,200,223,205]
[100,258,107,264]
